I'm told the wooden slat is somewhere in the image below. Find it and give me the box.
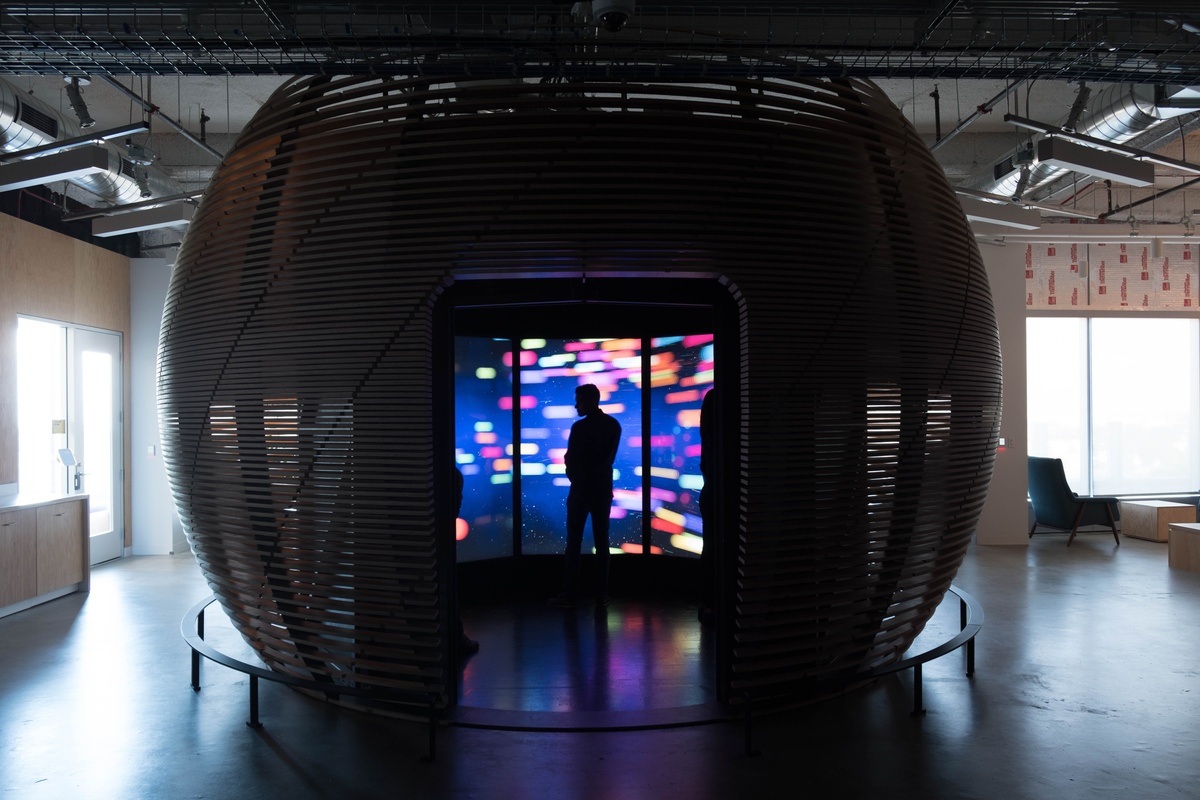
[160,73,1001,707]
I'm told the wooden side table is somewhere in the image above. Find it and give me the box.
[1168,523,1200,571]
[1119,500,1197,543]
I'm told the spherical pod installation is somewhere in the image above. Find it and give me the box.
[158,70,1001,705]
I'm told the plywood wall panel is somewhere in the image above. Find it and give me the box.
[0,215,131,547]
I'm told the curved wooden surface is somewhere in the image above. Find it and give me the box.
[159,71,1001,705]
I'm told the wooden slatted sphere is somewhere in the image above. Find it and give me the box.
[159,73,1001,705]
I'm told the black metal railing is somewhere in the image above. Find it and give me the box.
[182,595,442,761]
[741,585,984,756]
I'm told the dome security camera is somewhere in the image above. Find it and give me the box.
[592,0,634,32]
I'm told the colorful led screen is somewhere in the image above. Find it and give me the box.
[454,334,713,563]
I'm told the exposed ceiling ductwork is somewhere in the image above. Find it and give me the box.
[1,3,1198,234]
[969,82,1198,202]
[0,77,181,204]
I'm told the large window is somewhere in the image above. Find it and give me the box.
[1027,318,1089,491]
[1028,317,1200,495]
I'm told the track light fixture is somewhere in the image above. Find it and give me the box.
[63,77,96,129]
[1062,81,1091,133]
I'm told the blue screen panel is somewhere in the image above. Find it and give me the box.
[454,337,515,562]
[454,333,712,562]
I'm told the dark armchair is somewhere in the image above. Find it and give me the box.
[1028,456,1120,546]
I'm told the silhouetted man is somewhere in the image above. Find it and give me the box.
[550,383,622,607]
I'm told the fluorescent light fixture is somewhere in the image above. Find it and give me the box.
[1036,137,1155,186]
[1006,114,1200,177]
[91,202,195,237]
[0,122,150,164]
[956,187,1098,220]
[959,196,1042,230]
[976,222,1198,244]
[0,145,110,192]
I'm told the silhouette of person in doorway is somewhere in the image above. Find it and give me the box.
[549,383,622,608]
[453,466,480,655]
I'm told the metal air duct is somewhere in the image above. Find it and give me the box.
[0,78,180,205]
[971,83,1196,200]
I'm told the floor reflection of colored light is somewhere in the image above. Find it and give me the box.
[619,542,664,554]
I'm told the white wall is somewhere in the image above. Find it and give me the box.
[976,242,1029,545]
[130,258,186,555]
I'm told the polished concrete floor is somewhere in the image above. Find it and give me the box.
[3,532,1200,799]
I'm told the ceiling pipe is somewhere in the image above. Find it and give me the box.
[99,76,225,163]
[930,80,1022,153]
[1100,175,1200,219]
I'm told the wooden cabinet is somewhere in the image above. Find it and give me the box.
[0,496,89,616]
[0,508,37,607]
[36,501,85,594]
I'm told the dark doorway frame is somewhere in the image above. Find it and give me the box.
[433,274,742,707]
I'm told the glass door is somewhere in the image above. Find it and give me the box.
[70,327,124,564]
[16,318,69,498]
[19,317,125,565]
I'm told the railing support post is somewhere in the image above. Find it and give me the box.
[247,675,262,728]
[911,663,926,716]
[191,606,204,692]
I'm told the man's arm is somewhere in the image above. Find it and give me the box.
[606,418,622,467]
[564,421,578,483]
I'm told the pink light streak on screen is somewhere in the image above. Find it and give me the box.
[498,395,538,410]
